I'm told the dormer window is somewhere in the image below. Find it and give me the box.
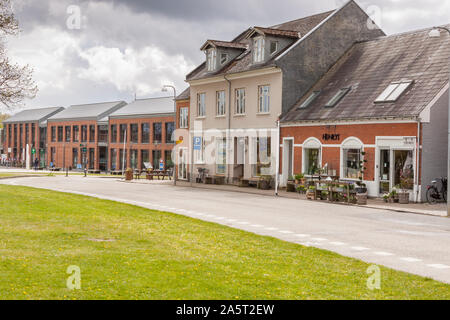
[270,41,278,55]
[206,48,217,71]
[253,37,265,63]
[220,53,228,65]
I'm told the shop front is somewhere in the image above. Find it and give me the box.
[280,122,421,201]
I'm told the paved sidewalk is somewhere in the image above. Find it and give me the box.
[175,181,448,217]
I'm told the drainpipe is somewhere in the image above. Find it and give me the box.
[416,118,421,203]
[275,117,280,196]
[224,75,232,184]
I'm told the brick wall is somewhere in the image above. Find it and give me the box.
[3,121,40,163]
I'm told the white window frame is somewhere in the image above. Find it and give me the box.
[340,137,364,181]
[197,93,206,117]
[302,138,322,176]
[258,85,270,113]
[235,88,246,115]
[216,91,226,116]
[269,41,278,55]
[253,37,265,63]
[375,80,413,103]
[179,107,188,128]
[206,48,217,71]
[220,53,228,65]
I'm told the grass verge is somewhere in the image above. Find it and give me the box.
[0,185,448,300]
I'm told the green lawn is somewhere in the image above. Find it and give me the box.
[0,185,448,300]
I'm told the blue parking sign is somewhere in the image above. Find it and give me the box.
[193,136,202,150]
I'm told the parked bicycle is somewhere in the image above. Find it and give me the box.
[426,177,447,204]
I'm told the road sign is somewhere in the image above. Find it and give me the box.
[31,148,36,155]
[193,136,202,150]
[159,159,164,171]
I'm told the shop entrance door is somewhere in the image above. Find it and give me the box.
[379,149,390,193]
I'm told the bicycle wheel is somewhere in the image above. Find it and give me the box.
[426,188,438,205]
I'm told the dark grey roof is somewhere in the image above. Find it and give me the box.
[281,25,450,123]
[109,97,175,118]
[176,88,190,101]
[186,10,334,81]
[3,107,64,124]
[48,101,126,121]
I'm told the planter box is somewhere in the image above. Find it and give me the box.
[398,192,410,204]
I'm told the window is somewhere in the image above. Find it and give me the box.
[258,85,270,113]
[39,127,46,149]
[270,41,278,55]
[194,136,205,164]
[25,124,29,145]
[197,93,206,117]
[253,37,265,63]
[165,150,173,169]
[110,149,117,171]
[179,107,189,128]
[119,149,127,170]
[220,53,228,65]
[57,126,63,142]
[254,137,272,176]
[119,124,127,142]
[394,150,414,190]
[89,125,96,142]
[343,148,362,179]
[13,124,17,147]
[375,80,413,103]
[110,124,117,143]
[31,124,35,145]
[130,149,138,169]
[50,147,56,163]
[65,126,71,142]
[304,148,320,175]
[235,88,246,115]
[7,124,11,145]
[152,150,162,169]
[72,148,78,167]
[297,91,321,110]
[81,125,87,142]
[165,122,174,143]
[153,122,162,144]
[206,48,216,71]
[216,91,226,116]
[216,137,226,175]
[98,125,108,143]
[73,125,79,142]
[130,124,138,143]
[51,126,56,142]
[141,150,150,170]
[325,88,350,108]
[141,123,150,143]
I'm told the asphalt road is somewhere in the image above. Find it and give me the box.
[2,175,450,284]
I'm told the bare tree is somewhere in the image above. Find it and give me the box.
[0,0,37,109]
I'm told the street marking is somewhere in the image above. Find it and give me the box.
[264,227,278,231]
[205,214,216,218]
[226,219,237,222]
[214,217,225,220]
[427,264,450,269]
[250,224,264,228]
[329,242,346,246]
[294,234,310,238]
[373,251,394,256]
[237,221,250,225]
[279,231,294,234]
[311,238,327,241]
[400,257,422,262]
[351,246,370,251]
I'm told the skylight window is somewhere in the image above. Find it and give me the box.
[297,91,320,110]
[375,80,413,103]
[325,88,350,108]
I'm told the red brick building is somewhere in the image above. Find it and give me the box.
[175,88,190,180]
[46,101,126,171]
[2,107,64,167]
[280,26,450,202]
[108,97,175,172]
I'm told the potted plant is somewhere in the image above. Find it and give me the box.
[294,173,306,185]
[383,193,390,203]
[398,179,411,204]
[390,188,399,203]
[297,185,306,194]
[306,186,316,200]
[286,181,296,192]
[259,175,272,190]
[125,168,133,181]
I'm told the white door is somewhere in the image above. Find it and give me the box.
[282,138,294,186]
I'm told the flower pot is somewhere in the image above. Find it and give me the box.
[398,192,410,204]
[356,193,368,205]
[286,183,296,192]
[125,170,133,181]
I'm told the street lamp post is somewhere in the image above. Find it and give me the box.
[162,85,177,186]
[429,27,450,217]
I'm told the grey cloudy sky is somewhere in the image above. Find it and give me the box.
[5,0,450,112]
